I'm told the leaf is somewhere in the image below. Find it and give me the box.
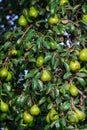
[0,87,2,97]
[82,4,87,13]
[25,29,35,42]
[16,95,28,107]
[61,6,66,15]
[55,88,59,97]
[47,83,54,93]
[43,41,51,49]
[4,41,11,50]
[44,52,52,63]
[67,125,75,130]
[32,78,38,90]
[38,80,43,90]
[37,37,43,49]
[53,24,65,35]
[24,68,39,79]
[73,4,80,11]
[51,120,60,129]
[61,118,66,127]
[50,4,58,14]
[61,102,71,111]
[53,60,59,70]
[63,72,72,79]
[4,31,12,39]
[38,97,46,105]
[3,83,12,97]
[75,77,87,86]
[64,62,70,72]
[76,72,87,77]
[51,53,58,66]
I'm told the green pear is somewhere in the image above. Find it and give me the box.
[75,108,86,121]
[49,109,59,121]
[30,104,40,116]
[68,111,79,123]
[46,113,50,123]
[23,111,34,124]
[41,70,51,82]
[0,100,9,112]
[69,85,78,97]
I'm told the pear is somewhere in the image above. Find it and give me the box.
[41,70,51,82]
[49,109,59,121]
[30,104,40,116]
[23,111,34,124]
[69,85,78,97]
[46,113,50,123]
[75,108,86,121]
[0,100,9,112]
[68,111,79,123]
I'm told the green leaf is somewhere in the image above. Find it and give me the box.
[47,83,54,93]
[51,53,58,66]
[32,78,38,90]
[76,72,87,78]
[24,68,39,79]
[3,83,12,97]
[61,6,66,15]
[51,120,60,129]
[63,72,72,79]
[38,97,46,105]
[4,41,11,50]
[53,24,65,35]
[4,31,12,39]
[61,102,71,111]
[44,52,52,63]
[38,80,43,90]
[0,87,2,97]
[61,118,66,127]
[37,37,43,49]
[50,4,58,14]
[53,60,59,70]
[25,29,35,42]
[43,41,51,49]
[16,95,28,107]
[80,35,86,43]
[82,4,87,13]
[67,125,75,130]
[64,62,70,72]
[75,77,87,86]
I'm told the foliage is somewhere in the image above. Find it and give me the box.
[0,0,87,130]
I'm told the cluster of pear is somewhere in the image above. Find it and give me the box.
[20,104,40,127]
[18,6,39,27]
[68,108,86,123]
[0,99,9,122]
[46,108,59,123]
[70,48,87,72]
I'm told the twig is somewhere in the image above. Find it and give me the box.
[71,98,75,110]
[21,25,33,39]
[78,90,87,99]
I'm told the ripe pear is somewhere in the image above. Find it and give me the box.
[40,70,51,82]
